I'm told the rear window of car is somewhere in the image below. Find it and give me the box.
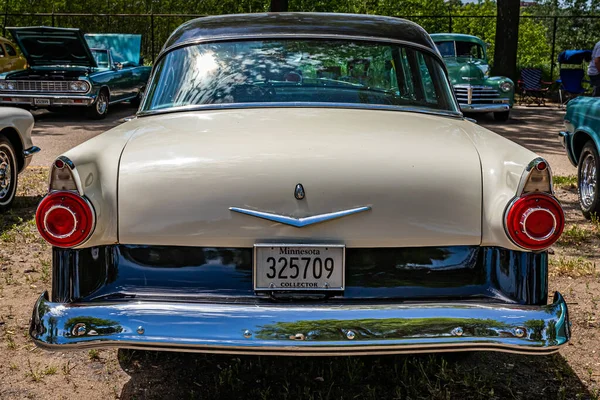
[142,39,458,114]
[4,43,16,56]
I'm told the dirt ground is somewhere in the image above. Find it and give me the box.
[0,106,599,399]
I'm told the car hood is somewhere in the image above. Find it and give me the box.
[116,108,483,248]
[7,26,97,68]
[444,58,488,85]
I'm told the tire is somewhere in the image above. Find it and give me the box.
[86,89,109,120]
[130,86,144,108]
[493,111,510,122]
[0,137,18,211]
[577,141,600,219]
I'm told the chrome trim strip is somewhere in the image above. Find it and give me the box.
[109,94,137,105]
[458,104,510,113]
[137,102,463,119]
[48,157,84,196]
[520,207,557,241]
[29,291,570,355]
[23,146,40,158]
[230,206,371,227]
[516,157,554,196]
[43,204,78,239]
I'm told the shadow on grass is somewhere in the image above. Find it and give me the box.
[0,195,41,237]
[117,351,593,400]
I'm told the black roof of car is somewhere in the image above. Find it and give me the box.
[161,12,437,55]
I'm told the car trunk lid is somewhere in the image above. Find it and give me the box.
[117,108,483,248]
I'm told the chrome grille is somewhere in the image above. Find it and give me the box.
[8,81,77,93]
[453,85,502,105]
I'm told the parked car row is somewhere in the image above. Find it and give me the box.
[0,12,597,363]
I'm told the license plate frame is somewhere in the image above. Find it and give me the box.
[34,98,50,106]
[254,244,345,292]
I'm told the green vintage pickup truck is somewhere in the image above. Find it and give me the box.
[431,33,514,121]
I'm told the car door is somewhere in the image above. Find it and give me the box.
[4,42,19,71]
[119,64,137,99]
[0,44,8,73]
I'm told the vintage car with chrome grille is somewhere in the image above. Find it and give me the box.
[29,13,569,356]
[0,27,151,119]
[0,107,39,210]
[431,33,514,121]
[560,96,600,218]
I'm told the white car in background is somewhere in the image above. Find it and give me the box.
[0,107,39,210]
[30,13,569,356]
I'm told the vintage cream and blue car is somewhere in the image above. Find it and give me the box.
[30,13,569,356]
[560,96,600,218]
[0,27,151,119]
[431,33,514,121]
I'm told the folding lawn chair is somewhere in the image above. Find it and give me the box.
[556,49,592,108]
[557,68,589,107]
[518,68,552,106]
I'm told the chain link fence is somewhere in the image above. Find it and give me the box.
[1,11,599,81]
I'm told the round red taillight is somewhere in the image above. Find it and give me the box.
[505,193,564,250]
[36,191,95,248]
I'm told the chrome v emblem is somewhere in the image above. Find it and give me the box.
[229,206,371,228]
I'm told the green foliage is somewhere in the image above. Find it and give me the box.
[0,0,575,78]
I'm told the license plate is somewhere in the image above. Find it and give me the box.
[254,244,345,291]
[34,98,50,105]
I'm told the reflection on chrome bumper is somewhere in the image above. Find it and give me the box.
[0,94,94,107]
[30,291,570,356]
[460,103,510,113]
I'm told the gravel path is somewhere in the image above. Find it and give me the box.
[28,104,575,176]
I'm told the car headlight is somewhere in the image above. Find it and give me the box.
[0,81,7,90]
[6,81,15,90]
[70,81,90,92]
[499,81,513,92]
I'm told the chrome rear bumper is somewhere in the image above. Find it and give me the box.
[30,291,570,356]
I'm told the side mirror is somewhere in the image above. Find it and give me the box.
[113,62,123,71]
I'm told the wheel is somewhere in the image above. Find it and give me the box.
[493,111,510,122]
[130,87,144,108]
[577,141,600,219]
[0,137,18,211]
[86,90,109,119]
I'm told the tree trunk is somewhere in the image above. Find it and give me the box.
[270,0,289,12]
[492,0,520,81]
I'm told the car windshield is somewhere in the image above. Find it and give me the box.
[142,39,458,114]
[436,41,484,60]
[92,49,109,68]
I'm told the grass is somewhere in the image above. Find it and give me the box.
[550,256,597,277]
[88,349,101,361]
[554,175,577,189]
[559,224,594,245]
[114,350,593,400]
